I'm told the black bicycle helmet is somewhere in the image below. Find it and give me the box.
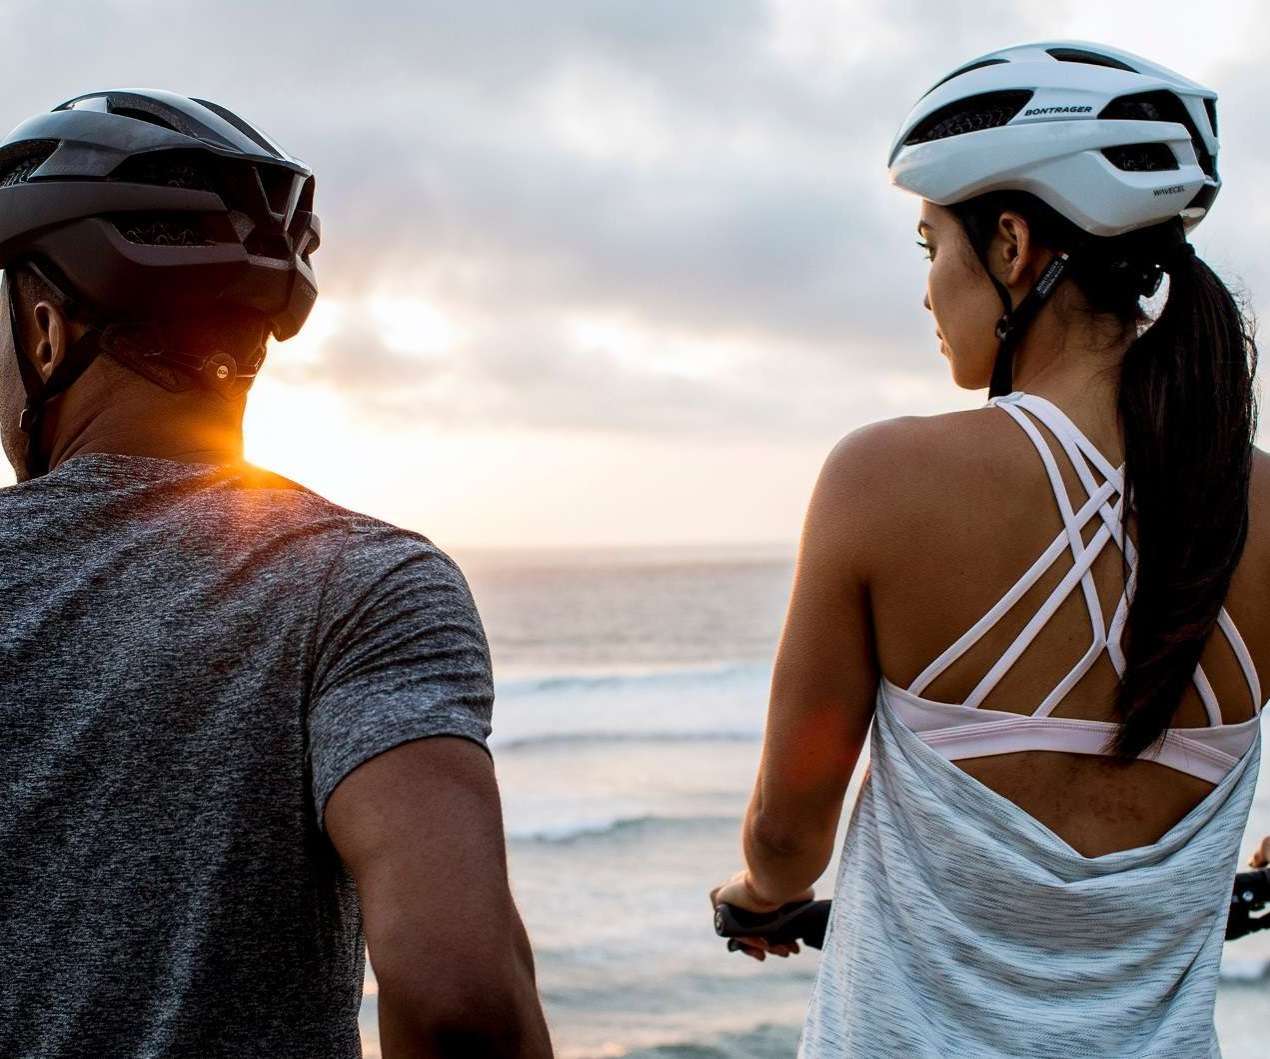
[0,89,320,475]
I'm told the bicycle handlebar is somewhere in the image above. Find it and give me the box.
[714,898,832,950]
[1227,867,1270,942]
[714,869,1270,951]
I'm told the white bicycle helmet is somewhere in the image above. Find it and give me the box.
[888,40,1219,237]
[887,40,1220,396]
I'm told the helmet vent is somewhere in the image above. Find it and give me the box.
[243,228,291,260]
[1102,143,1179,172]
[110,150,220,193]
[294,176,314,219]
[1204,98,1218,137]
[1046,48,1137,72]
[110,214,215,247]
[1100,90,1214,177]
[0,141,56,187]
[257,166,295,216]
[191,97,279,156]
[903,90,1033,147]
[109,106,181,133]
[921,58,1009,99]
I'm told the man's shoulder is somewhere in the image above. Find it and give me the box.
[288,494,463,587]
[221,464,460,579]
[229,463,431,540]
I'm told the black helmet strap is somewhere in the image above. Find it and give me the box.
[97,321,260,400]
[6,265,107,478]
[14,335,105,481]
[984,250,1072,399]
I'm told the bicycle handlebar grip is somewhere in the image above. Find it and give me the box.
[714,899,833,950]
[1233,867,1270,904]
[1227,867,1270,942]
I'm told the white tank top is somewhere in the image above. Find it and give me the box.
[798,684,1261,1057]
[798,390,1266,1057]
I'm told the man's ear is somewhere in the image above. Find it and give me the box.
[29,299,86,383]
[31,301,65,383]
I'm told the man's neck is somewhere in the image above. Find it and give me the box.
[50,431,245,470]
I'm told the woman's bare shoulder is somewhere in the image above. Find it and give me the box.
[825,406,1000,473]
[822,406,1024,502]
[818,413,940,515]
[815,407,1015,557]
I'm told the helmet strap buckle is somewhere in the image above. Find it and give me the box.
[202,350,240,394]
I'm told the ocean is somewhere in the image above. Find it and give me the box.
[358,546,1270,1058]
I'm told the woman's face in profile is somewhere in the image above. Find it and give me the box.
[918,200,1002,390]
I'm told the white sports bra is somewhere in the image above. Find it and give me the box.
[884,389,1265,784]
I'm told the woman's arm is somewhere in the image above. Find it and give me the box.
[713,421,904,936]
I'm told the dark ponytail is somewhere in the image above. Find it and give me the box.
[1111,241,1258,758]
[950,191,1259,761]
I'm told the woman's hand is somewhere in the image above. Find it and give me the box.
[1250,836,1270,868]
[709,869,814,961]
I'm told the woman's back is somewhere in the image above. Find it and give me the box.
[796,392,1266,1058]
[866,388,1270,857]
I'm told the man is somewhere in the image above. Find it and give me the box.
[0,90,551,1058]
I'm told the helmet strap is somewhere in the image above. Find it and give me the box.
[986,251,1072,399]
[15,326,105,479]
[99,320,258,401]
[5,263,111,478]
[984,271,1015,399]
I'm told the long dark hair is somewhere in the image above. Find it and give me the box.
[949,191,1259,761]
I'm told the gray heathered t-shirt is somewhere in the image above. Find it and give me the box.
[0,452,494,1058]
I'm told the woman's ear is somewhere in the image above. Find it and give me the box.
[994,211,1032,288]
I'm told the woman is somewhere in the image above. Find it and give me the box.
[711,40,1270,1058]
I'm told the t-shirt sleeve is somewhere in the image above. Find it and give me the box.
[307,519,493,834]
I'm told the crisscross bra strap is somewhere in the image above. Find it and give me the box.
[906,391,1262,722]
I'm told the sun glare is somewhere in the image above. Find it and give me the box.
[242,374,357,491]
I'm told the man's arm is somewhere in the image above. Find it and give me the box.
[325,735,553,1059]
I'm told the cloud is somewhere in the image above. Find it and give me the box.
[2,0,1264,449]
[280,294,933,442]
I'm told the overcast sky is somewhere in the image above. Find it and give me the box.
[0,0,1265,548]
